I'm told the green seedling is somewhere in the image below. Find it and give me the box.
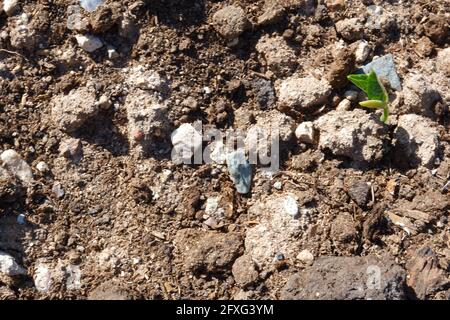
[347,70,389,123]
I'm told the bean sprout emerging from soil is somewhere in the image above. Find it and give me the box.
[347,70,389,123]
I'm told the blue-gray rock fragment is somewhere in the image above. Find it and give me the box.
[80,0,104,12]
[360,54,402,91]
[226,150,252,194]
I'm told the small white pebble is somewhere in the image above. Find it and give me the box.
[336,98,352,111]
[203,87,212,94]
[75,34,103,52]
[36,161,49,173]
[273,181,282,190]
[283,195,299,218]
[355,40,370,64]
[3,0,18,16]
[295,121,315,144]
[97,95,111,109]
[107,46,119,59]
[296,249,314,263]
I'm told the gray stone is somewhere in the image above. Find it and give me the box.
[245,194,314,270]
[393,114,440,168]
[360,54,402,91]
[66,5,90,31]
[436,48,450,76]
[281,255,407,300]
[226,150,252,194]
[51,87,99,132]
[402,74,441,116]
[59,138,83,161]
[52,182,65,199]
[0,251,26,276]
[314,110,388,164]
[348,180,370,206]
[126,89,170,157]
[75,34,103,52]
[277,75,331,110]
[1,149,33,185]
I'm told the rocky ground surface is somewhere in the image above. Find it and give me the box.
[0,0,449,300]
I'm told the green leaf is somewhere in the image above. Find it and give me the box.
[347,74,370,93]
[347,70,388,104]
[347,70,390,123]
[366,71,388,103]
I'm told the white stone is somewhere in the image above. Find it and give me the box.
[394,114,440,168]
[125,89,169,157]
[245,194,316,270]
[34,264,52,293]
[277,75,331,110]
[36,161,49,172]
[283,195,299,218]
[65,265,81,290]
[171,123,203,164]
[314,110,388,163]
[3,0,18,16]
[436,48,450,76]
[296,249,314,263]
[107,46,119,59]
[1,149,33,184]
[51,87,98,132]
[273,181,282,190]
[0,251,26,276]
[75,34,103,52]
[355,40,370,64]
[126,66,168,92]
[97,95,111,109]
[295,121,315,144]
[336,98,352,111]
[205,196,224,217]
[402,73,441,116]
[208,140,229,164]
